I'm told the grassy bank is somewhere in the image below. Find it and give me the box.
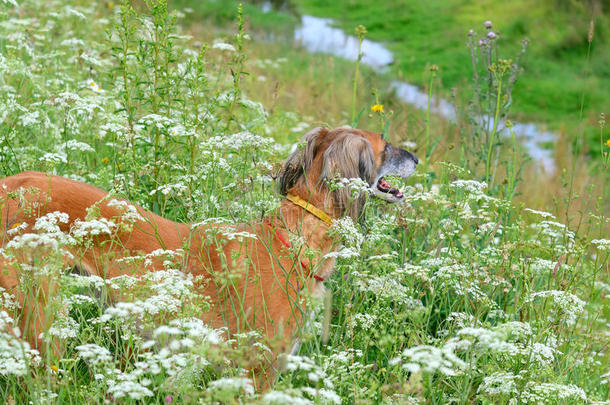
[183,0,608,230]
[182,0,610,159]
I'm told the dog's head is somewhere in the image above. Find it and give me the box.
[280,127,418,220]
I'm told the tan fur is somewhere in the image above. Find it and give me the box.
[0,127,401,386]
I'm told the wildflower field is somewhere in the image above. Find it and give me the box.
[0,0,609,404]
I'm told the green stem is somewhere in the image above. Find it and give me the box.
[351,37,363,124]
[486,76,503,184]
[507,125,517,201]
[424,74,433,172]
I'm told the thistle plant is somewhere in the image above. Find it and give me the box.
[466,21,528,189]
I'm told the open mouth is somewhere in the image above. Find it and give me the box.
[376,177,403,199]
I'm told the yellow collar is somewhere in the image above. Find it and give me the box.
[286,194,334,225]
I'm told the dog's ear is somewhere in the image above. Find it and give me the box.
[279,127,328,195]
[320,133,375,219]
[320,133,375,184]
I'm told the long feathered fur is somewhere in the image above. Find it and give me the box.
[279,127,376,221]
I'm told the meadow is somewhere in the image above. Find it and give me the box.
[0,0,608,404]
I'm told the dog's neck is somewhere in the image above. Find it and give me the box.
[276,195,338,276]
[285,194,333,225]
[278,198,333,242]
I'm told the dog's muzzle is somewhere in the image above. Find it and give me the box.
[372,145,418,202]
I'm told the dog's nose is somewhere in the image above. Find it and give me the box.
[410,152,419,165]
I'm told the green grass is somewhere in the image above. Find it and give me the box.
[296,0,609,141]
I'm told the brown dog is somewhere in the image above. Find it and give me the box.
[0,127,417,383]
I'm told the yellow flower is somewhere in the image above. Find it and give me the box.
[10,222,22,229]
[50,365,58,372]
[606,139,610,147]
[108,2,114,9]
[371,104,384,113]
[101,157,109,165]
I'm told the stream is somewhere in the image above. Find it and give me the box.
[290,14,557,173]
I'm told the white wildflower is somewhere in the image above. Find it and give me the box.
[60,37,85,48]
[149,183,187,197]
[591,239,610,252]
[58,139,95,153]
[47,314,79,339]
[353,313,377,330]
[523,207,556,219]
[330,217,363,248]
[324,247,360,259]
[207,377,254,396]
[478,371,519,396]
[40,151,67,165]
[107,380,153,400]
[451,179,487,194]
[169,318,223,344]
[519,382,587,404]
[71,217,117,239]
[85,78,103,93]
[0,311,41,376]
[262,391,312,405]
[75,343,113,366]
[212,41,236,52]
[390,344,466,376]
[525,290,586,325]
[107,199,145,223]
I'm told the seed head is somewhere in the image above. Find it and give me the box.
[355,25,367,39]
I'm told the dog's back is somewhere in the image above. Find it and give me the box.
[0,172,306,360]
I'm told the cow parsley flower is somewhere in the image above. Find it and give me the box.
[478,371,518,396]
[591,239,610,252]
[58,139,95,152]
[71,217,117,239]
[329,217,363,248]
[523,207,555,219]
[0,311,41,376]
[212,41,236,52]
[47,314,79,339]
[451,179,487,195]
[75,343,113,366]
[107,380,153,400]
[525,290,586,325]
[262,391,311,405]
[207,377,254,396]
[390,344,466,376]
[519,382,587,404]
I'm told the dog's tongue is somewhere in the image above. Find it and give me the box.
[378,177,404,198]
[378,178,392,191]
